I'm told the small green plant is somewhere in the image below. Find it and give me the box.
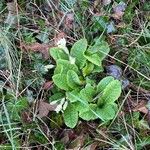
[49,38,122,128]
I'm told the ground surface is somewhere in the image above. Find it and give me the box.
[0,0,150,149]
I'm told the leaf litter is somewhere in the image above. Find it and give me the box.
[1,0,150,149]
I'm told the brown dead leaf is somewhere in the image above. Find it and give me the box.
[21,111,32,123]
[43,81,53,90]
[133,100,148,114]
[133,105,148,114]
[61,133,70,145]
[5,1,17,25]
[21,42,52,59]
[38,101,57,118]
[67,134,85,150]
[61,129,78,145]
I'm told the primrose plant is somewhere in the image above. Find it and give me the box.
[49,39,122,128]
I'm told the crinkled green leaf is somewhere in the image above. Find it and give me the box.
[67,70,81,89]
[87,40,101,54]
[97,40,110,60]
[54,59,79,75]
[82,61,94,76]
[63,104,78,128]
[52,74,70,91]
[97,76,114,93]
[54,64,63,75]
[78,103,117,121]
[79,104,98,121]
[70,39,87,69]
[66,89,80,103]
[66,92,117,121]
[68,91,89,109]
[80,84,96,102]
[85,77,96,86]
[73,101,88,112]
[86,40,110,60]
[49,47,68,61]
[84,53,101,66]
[98,80,121,105]
[96,104,118,121]
[92,65,104,73]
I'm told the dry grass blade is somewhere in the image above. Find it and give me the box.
[5,0,17,25]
